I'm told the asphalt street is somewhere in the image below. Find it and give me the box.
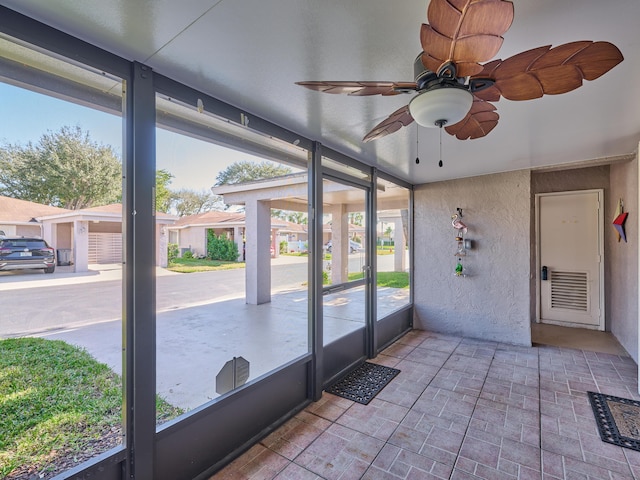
[0,253,384,337]
[0,260,308,337]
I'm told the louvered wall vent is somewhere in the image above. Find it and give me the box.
[550,271,588,312]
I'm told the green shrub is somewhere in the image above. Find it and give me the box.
[182,250,194,259]
[207,231,239,261]
[279,240,288,254]
[167,243,179,262]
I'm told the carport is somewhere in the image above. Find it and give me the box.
[213,172,408,305]
[38,204,177,272]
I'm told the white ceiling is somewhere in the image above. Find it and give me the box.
[4,0,640,184]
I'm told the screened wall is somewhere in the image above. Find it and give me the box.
[0,7,413,479]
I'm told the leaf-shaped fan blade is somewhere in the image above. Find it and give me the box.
[421,0,514,78]
[363,105,414,142]
[296,81,417,96]
[473,41,624,102]
[445,98,498,139]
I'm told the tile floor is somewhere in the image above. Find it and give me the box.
[211,329,640,479]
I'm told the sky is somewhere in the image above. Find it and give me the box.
[0,82,268,192]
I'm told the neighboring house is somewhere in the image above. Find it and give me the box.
[0,195,70,238]
[169,210,246,260]
[0,196,176,272]
[170,206,370,260]
[278,219,309,252]
[322,222,364,247]
[169,210,310,260]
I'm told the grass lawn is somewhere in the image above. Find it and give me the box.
[0,338,182,479]
[168,257,245,273]
[348,271,409,288]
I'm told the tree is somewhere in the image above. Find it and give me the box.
[287,212,308,224]
[171,188,224,216]
[155,169,174,213]
[215,160,292,186]
[0,126,121,209]
[349,212,364,226]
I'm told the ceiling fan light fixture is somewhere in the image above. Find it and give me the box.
[409,86,473,128]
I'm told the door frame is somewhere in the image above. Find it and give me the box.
[320,170,373,385]
[535,189,605,331]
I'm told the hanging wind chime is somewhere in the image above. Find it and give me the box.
[452,208,467,276]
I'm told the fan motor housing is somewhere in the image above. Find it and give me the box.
[414,54,436,90]
[413,54,464,91]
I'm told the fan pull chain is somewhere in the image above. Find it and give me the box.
[415,124,420,164]
[438,121,444,168]
[439,127,443,168]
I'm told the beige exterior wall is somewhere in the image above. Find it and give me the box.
[57,223,73,249]
[90,222,121,233]
[178,226,207,257]
[414,170,532,345]
[15,224,42,237]
[609,156,639,362]
[0,224,17,235]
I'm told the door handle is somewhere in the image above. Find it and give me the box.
[541,266,548,281]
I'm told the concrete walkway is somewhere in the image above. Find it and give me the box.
[36,285,408,410]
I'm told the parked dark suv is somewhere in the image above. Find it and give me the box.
[0,237,56,273]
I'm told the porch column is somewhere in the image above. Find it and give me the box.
[73,220,89,272]
[393,217,406,272]
[271,228,279,258]
[245,199,271,304]
[157,224,168,268]
[42,222,55,248]
[330,203,349,284]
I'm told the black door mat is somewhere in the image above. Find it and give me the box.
[325,362,400,405]
[588,391,640,451]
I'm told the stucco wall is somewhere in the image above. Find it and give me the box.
[609,157,638,361]
[90,222,121,234]
[413,170,532,345]
[15,224,42,237]
[0,224,17,235]
[57,223,73,249]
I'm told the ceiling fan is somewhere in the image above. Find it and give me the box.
[296,0,623,143]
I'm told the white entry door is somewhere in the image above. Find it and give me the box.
[537,190,604,330]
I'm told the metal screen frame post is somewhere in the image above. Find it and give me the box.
[309,141,324,401]
[122,61,157,480]
[367,168,378,358]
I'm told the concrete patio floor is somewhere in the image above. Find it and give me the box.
[211,329,640,480]
[35,282,409,410]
